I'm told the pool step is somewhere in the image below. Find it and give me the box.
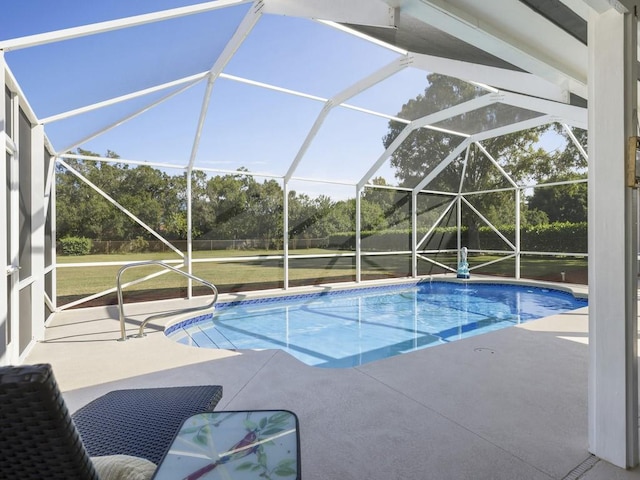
[193,325,237,349]
[437,317,516,342]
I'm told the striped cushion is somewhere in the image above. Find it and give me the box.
[91,455,156,480]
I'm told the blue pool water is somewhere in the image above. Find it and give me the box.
[165,282,587,368]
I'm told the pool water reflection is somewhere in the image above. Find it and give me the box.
[165,282,587,368]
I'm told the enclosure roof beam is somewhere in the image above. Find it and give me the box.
[334,56,412,106]
[59,152,191,171]
[285,55,410,181]
[558,0,627,18]
[49,2,265,155]
[220,73,414,125]
[457,147,471,194]
[262,0,397,28]
[498,91,587,129]
[40,71,209,125]
[357,123,415,190]
[412,138,471,193]
[0,0,251,52]
[219,72,414,126]
[58,80,198,154]
[581,0,628,14]
[315,20,408,56]
[411,53,570,103]
[208,1,263,81]
[412,93,498,130]
[470,114,556,143]
[357,95,493,189]
[219,73,326,102]
[186,1,263,173]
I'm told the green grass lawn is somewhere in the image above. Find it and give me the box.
[56,248,346,264]
[56,249,358,302]
[55,250,587,307]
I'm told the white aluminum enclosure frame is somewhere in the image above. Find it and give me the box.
[48,102,587,311]
[1,60,47,365]
[0,0,586,311]
[4,0,639,471]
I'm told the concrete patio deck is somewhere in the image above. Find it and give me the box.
[23,280,640,480]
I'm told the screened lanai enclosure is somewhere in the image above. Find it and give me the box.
[2,0,640,470]
[2,0,588,312]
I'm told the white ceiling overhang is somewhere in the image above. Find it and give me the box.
[398,0,588,100]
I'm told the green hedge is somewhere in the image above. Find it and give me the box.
[328,222,587,253]
[59,236,93,256]
[328,227,459,251]
[479,222,587,252]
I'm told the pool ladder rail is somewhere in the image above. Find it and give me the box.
[116,260,219,341]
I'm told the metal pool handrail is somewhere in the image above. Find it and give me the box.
[117,260,219,341]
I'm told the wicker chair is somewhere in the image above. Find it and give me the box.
[0,363,223,479]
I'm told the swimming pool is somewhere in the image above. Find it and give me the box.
[165,281,587,368]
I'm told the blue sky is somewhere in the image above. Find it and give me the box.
[1,1,567,199]
[1,0,438,197]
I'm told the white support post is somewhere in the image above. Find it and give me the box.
[50,156,57,311]
[43,149,56,218]
[184,2,262,296]
[588,6,639,468]
[457,146,470,264]
[0,52,7,364]
[9,92,19,363]
[515,188,521,279]
[355,186,362,282]
[185,75,215,295]
[43,147,56,312]
[30,124,45,341]
[186,167,193,297]
[283,180,289,289]
[411,192,418,277]
[456,196,462,265]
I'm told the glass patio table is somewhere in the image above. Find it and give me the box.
[151,410,300,480]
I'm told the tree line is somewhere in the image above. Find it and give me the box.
[56,74,587,247]
[56,156,417,244]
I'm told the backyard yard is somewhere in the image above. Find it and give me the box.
[55,249,587,308]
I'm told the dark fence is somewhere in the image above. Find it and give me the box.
[328,222,587,253]
[85,237,329,254]
[60,222,587,255]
